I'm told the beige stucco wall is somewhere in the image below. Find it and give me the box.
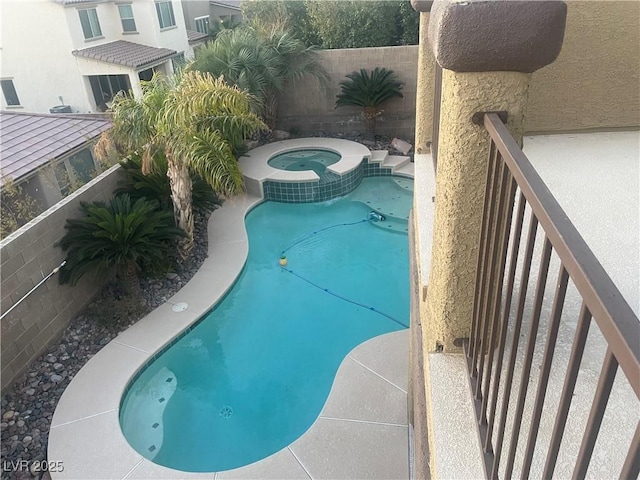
[527,1,640,132]
[0,166,123,391]
[423,70,530,352]
[276,46,419,139]
[414,12,435,154]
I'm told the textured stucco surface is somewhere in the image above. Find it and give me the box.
[423,70,530,353]
[414,13,435,155]
[527,1,640,132]
[428,0,566,73]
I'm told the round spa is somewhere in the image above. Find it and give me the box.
[267,149,341,175]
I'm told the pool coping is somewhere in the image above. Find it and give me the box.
[238,138,372,197]
[48,141,414,480]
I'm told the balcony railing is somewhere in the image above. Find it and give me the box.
[465,113,640,479]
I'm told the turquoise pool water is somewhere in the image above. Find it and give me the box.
[119,177,412,472]
[267,149,341,175]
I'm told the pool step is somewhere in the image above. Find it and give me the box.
[369,150,412,175]
[369,150,389,164]
[382,155,411,171]
[394,163,414,177]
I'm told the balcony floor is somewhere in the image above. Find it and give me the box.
[426,130,639,479]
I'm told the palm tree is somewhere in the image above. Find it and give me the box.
[335,67,404,137]
[58,195,184,297]
[116,153,222,213]
[95,71,267,255]
[189,26,329,129]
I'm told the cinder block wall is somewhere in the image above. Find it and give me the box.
[277,46,419,140]
[0,165,123,391]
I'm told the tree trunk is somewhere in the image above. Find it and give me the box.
[121,260,141,298]
[362,107,378,139]
[166,156,194,256]
[264,92,278,131]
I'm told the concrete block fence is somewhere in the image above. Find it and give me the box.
[276,46,419,140]
[0,165,123,391]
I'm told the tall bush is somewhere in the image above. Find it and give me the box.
[190,26,329,129]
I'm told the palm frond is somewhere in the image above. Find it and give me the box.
[57,195,184,286]
[335,67,404,109]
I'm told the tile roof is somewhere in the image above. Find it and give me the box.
[72,40,177,69]
[52,0,102,4]
[186,30,209,44]
[0,111,111,184]
[209,0,241,10]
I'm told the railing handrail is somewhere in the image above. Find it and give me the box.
[483,113,640,398]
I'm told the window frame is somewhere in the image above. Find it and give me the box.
[194,15,210,34]
[117,4,137,33]
[78,7,103,40]
[155,1,176,30]
[1,79,21,107]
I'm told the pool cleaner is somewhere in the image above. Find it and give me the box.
[369,211,386,222]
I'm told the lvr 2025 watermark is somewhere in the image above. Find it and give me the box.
[2,460,64,473]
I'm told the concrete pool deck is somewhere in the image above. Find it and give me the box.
[48,147,415,479]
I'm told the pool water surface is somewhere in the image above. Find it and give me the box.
[267,149,341,175]
[119,177,412,472]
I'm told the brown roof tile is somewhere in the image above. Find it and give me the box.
[72,40,177,69]
[187,30,209,44]
[0,111,111,184]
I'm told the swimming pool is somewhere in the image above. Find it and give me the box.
[119,176,412,472]
[267,149,341,175]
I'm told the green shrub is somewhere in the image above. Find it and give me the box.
[117,154,223,213]
[335,67,404,136]
[58,194,185,296]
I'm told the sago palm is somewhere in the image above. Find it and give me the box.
[95,71,267,255]
[189,26,329,129]
[335,67,404,136]
[58,195,184,297]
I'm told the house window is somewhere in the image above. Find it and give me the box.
[88,74,130,110]
[78,8,102,40]
[155,1,175,29]
[52,149,101,196]
[118,4,137,32]
[1,79,20,106]
[195,15,209,34]
[172,53,186,73]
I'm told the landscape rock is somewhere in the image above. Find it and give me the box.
[272,129,291,140]
[391,137,413,155]
[244,139,260,150]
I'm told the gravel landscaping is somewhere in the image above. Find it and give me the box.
[0,211,211,480]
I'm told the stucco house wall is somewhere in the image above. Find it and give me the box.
[1,0,191,114]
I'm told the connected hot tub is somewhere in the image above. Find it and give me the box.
[267,149,341,175]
